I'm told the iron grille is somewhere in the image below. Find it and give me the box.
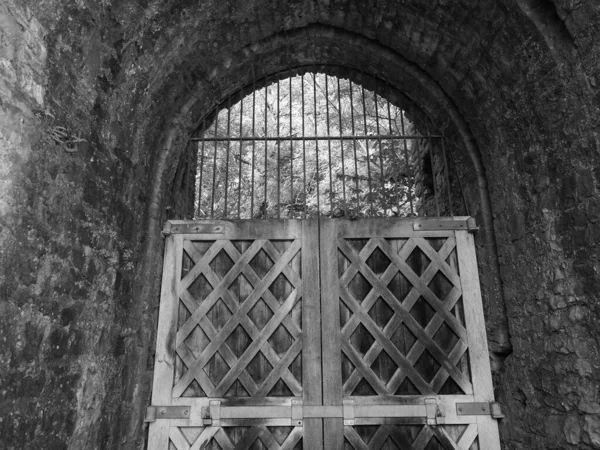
[191,72,464,220]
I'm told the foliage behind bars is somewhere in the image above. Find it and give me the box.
[194,73,457,219]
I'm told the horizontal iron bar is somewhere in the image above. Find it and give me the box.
[191,134,442,142]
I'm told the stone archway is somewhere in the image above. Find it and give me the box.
[2,1,600,449]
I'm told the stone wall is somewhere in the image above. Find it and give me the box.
[0,1,599,449]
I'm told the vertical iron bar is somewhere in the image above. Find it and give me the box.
[186,145,194,218]
[251,82,256,218]
[289,76,294,217]
[349,79,359,214]
[337,77,347,217]
[264,78,268,217]
[361,78,373,214]
[385,82,399,216]
[326,75,333,216]
[441,135,454,216]
[374,80,385,215]
[302,74,307,218]
[238,95,244,219]
[224,96,231,218]
[211,109,219,218]
[313,73,320,217]
[197,118,206,218]
[426,121,440,216]
[399,109,414,216]
[277,78,281,219]
[446,140,469,215]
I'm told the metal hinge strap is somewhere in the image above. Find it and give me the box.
[144,405,191,422]
[412,217,478,232]
[456,402,504,419]
[162,221,226,236]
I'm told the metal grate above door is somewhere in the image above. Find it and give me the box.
[191,72,466,220]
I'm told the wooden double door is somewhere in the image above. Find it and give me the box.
[147,218,501,450]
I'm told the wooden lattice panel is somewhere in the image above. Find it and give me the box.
[337,236,472,397]
[175,237,303,398]
[344,424,479,450]
[149,219,501,450]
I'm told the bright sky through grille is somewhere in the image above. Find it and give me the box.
[193,72,458,220]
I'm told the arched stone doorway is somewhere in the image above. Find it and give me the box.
[3,2,599,450]
[145,66,503,449]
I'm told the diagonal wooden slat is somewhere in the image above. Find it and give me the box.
[181,252,289,396]
[173,241,301,396]
[339,279,458,394]
[279,426,303,450]
[341,310,402,395]
[429,340,469,393]
[262,240,302,288]
[254,337,303,396]
[237,315,303,396]
[188,427,220,450]
[179,238,303,397]
[230,426,261,450]
[412,237,460,286]
[366,425,392,450]
[337,237,459,341]
[255,425,283,450]
[385,424,419,450]
[177,284,259,395]
[341,339,390,395]
[457,424,478,450]
[339,238,455,395]
[180,240,224,292]
[411,425,435,450]
[169,426,191,450]
[390,288,472,395]
[175,337,217,394]
[180,239,264,328]
[343,426,371,450]
[340,287,434,395]
[212,289,300,397]
[341,259,460,395]
[217,242,303,395]
[431,426,463,450]
[212,427,237,450]
[176,239,266,343]
[222,241,302,339]
[375,239,466,340]
[338,238,417,289]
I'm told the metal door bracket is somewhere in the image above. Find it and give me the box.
[292,400,302,426]
[413,218,466,231]
[466,217,479,233]
[343,399,355,425]
[162,221,226,236]
[412,217,478,233]
[425,398,443,425]
[209,400,221,427]
[145,405,191,422]
[456,402,504,419]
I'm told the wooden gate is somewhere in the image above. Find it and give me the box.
[146,218,502,450]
